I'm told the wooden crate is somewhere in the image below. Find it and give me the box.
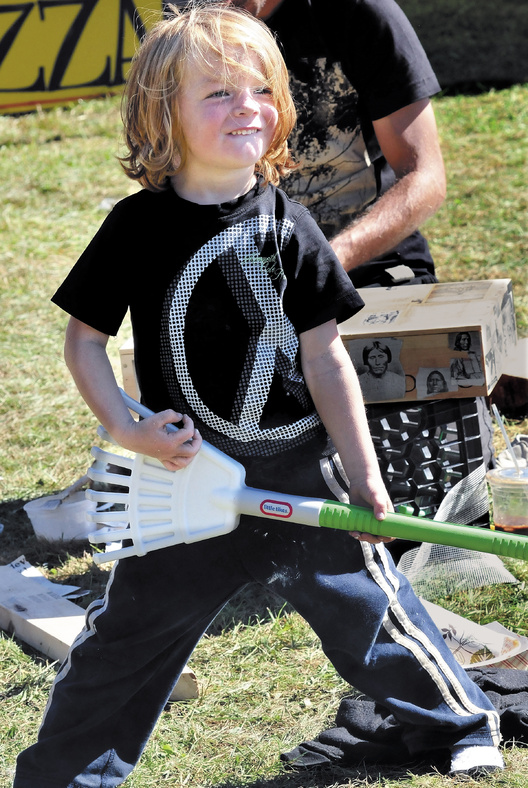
[339,279,518,405]
[119,335,140,401]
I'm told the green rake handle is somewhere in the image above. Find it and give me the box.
[317,500,528,560]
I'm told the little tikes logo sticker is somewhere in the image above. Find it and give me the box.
[260,499,293,518]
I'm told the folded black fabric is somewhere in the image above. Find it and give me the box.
[467,666,528,694]
[280,667,528,769]
[467,667,528,742]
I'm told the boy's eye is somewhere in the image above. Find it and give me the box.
[205,86,272,99]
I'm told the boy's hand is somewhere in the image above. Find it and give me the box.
[347,477,395,544]
[118,410,202,471]
[299,322,394,545]
[62,318,201,471]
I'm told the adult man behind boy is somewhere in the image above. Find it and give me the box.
[229,0,446,288]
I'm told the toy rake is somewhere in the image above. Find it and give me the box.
[85,391,528,564]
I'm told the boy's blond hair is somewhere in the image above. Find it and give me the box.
[120,2,297,191]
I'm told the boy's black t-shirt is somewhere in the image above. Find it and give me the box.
[52,182,364,462]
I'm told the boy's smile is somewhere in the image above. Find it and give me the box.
[173,54,279,202]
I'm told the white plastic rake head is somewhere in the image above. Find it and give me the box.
[86,439,247,564]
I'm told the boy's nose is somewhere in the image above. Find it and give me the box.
[234,89,259,114]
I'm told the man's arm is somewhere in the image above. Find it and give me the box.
[330,98,446,272]
[300,319,393,543]
[64,317,202,471]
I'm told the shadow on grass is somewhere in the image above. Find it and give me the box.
[208,582,293,635]
[0,496,112,604]
[214,758,448,788]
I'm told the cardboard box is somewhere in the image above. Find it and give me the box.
[120,280,518,407]
[339,280,517,404]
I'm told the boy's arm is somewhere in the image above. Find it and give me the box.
[299,319,394,544]
[64,317,202,471]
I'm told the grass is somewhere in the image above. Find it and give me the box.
[426,85,528,333]
[1,85,528,787]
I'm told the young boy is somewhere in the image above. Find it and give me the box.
[14,4,503,786]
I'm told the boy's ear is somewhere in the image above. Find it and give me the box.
[172,144,183,172]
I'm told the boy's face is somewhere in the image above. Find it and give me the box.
[177,54,278,180]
